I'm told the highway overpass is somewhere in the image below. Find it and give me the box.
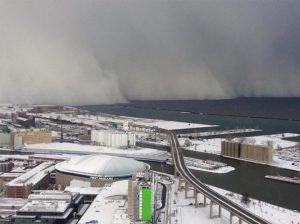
[167,130,270,224]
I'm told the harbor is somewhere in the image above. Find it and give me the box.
[81,101,300,211]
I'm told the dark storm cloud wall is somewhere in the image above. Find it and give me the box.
[0,1,299,104]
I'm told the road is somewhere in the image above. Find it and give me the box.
[167,131,271,224]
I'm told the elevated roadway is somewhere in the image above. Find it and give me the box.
[166,130,270,224]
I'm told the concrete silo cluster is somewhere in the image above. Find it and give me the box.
[221,140,273,162]
[91,129,136,148]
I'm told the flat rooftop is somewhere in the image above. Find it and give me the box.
[78,180,130,224]
[17,191,77,214]
[24,142,168,162]
[0,172,22,178]
[19,200,69,213]
[64,186,102,195]
[0,197,27,208]
[6,162,55,186]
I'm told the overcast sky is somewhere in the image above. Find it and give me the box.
[0,0,299,105]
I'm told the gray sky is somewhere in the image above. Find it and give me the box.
[0,0,299,105]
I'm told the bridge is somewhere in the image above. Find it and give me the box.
[166,130,270,224]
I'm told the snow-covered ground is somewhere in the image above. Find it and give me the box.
[184,157,235,174]
[188,165,235,174]
[240,133,299,149]
[170,178,300,224]
[273,147,300,171]
[180,137,223,154]
[179,133,300,172]
[135,120,217,130]
[211,185,300,224]
[29,108,217,131]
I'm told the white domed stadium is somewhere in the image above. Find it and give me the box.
[55,154,150,188]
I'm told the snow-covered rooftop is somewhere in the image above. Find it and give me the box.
[101,180,129,198]
[55,154,149,178]
[78,180,130,224]
[135,120,217,130]
[19,200,69,213]
[6,162,55,186]
[16,117,28,122]
[64,186,102,195]
[0,198,27,208]
[24,142,168,162]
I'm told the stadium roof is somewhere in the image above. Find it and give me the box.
[55,154,149,178]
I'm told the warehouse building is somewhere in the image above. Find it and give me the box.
[0,158,14,172]
[0,197,27,224]
[11,112,35,128]
[10,130,52,149]
[55,154,150,188]
[5,162,55,198]
[221,140,273,162]
[12,191,84,224]
[0,173,22,183]
[91,129,136,148]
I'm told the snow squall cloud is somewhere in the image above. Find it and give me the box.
[0,0,299,105]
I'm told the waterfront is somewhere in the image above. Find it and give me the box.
[80,99,300,137]
[148,149,300,211]
[79,99,300,211]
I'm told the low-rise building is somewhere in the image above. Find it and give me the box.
[0,198,27,224]
[12,191,84,224]
[5,162,55,198]
[64,186,102,203]
[10,130,52,150]
[0,173,22,183]
[11,112,35,128]
[0,158,14,173]
[78,180,131,224]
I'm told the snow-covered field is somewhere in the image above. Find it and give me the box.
[180,137,223,154]
[242,133,299,149]
[170,178,300,224]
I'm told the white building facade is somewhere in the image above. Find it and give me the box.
[91,130,136,148]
